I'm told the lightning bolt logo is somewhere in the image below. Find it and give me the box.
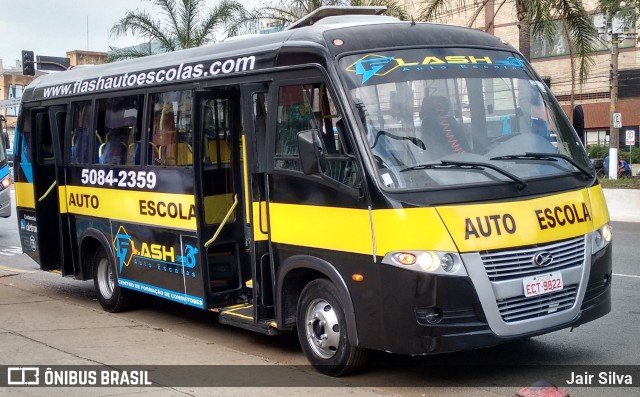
[113,225,134,272]
[346,54,395,84]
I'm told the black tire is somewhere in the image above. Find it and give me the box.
[92,246,132,313]
[296,279,368,376]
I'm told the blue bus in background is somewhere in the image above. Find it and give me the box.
[0,115,11,217]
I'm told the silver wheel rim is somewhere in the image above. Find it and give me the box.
[304,298,341,359]
[96,257,114,300]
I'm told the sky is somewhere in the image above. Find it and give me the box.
[0,0,255,68]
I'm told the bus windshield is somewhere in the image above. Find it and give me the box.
[339,48,592,191]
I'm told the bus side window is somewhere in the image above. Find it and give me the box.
[252,92,268,171]
[274,82,359,187]
[275,84,316,171]
[203,98,231,168]
[149,90,193,167]
[95,96,142,166]
[35,112,54,164]
[70,101,92,165]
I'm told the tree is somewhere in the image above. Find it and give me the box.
[418,0,599,84]
[600,0,639,22]
[109,0,245,61]
[232,0,409,34]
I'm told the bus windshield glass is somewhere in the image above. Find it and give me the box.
[339,48,592,190]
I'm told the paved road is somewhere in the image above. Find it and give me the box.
[1,191,638,396]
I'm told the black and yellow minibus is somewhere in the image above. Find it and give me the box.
[14,7,611,375]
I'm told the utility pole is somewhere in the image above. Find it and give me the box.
[609,32,620,180]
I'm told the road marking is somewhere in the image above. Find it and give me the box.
[0,264,35,274]
[0,246,23,256]
[613,273,640,279]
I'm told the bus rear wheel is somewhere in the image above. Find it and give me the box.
[296,279,368,376]
[93,246,131,313]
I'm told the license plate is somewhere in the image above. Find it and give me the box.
[522,272,563,298]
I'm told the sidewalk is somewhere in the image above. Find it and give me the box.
[603,188,640,223]
[0,270,389,396]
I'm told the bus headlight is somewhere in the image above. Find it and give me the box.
[0,176,10,190]
[385,251,467,276]
[591,223,612,254]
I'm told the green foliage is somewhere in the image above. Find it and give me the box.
[110,0,245,61]
[599,176,640,189]
[587,144,610,159]
[587,144,640,163]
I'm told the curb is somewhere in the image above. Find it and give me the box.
[603,189,640,223]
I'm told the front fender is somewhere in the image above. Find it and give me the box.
[276,254,359,345]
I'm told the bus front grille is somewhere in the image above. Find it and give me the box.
[480,237,585,282]
[497,284,578,322]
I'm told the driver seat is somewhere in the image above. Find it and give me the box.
[420,96,469,156]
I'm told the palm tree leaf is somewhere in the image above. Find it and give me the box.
[111,11,176,51]
[549,0,598,83]
[195,0,245,44]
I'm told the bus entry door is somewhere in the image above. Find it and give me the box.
[30,106,71,273]
[193,89,249,305]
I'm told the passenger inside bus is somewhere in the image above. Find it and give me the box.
[419,95,470,157]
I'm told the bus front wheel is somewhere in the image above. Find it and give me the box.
[296,279,368,376]
[93,246,131,313]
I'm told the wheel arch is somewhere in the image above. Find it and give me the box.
[77,228,113,281]
[276,254,358,345]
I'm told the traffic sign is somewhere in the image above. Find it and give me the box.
[613,112,622,128]
[626,129,636,146]
[0,98,21,110]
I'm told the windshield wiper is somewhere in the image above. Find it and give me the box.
[490,152,594,180]
[401,160,527,190]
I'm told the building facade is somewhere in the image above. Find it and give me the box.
[1,50,107,144]
[424,0,640,149]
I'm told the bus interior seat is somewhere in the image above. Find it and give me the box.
[99,129,128,165]
[420,96,469,155]
[177,139,193,165]
[152,106,178,165]
[128,141,155,165]
[71,129,102,163]
[207,132,231,165]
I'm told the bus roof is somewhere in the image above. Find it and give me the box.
[22,15,513,102]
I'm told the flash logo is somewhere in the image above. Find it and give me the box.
[348,54,394,83]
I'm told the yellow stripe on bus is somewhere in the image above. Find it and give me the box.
[268,203,373,255]
[372,207,458,254]
[437,188,603,252]
[14,182,35,209]
[62,185,197,230]
[266,187,608,256]
[587,185,610,229]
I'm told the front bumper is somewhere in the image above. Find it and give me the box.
[364,241,612,355]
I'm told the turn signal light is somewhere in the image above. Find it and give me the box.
[393,253,417,265]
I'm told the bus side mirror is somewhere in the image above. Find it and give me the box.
[298,129,327,175]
